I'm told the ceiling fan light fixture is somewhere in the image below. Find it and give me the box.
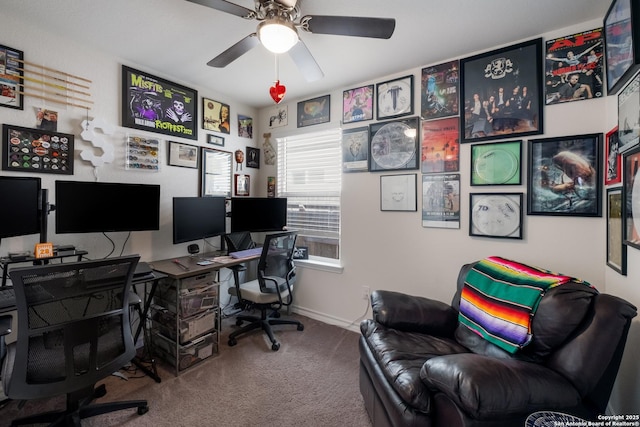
[258,18,298,54]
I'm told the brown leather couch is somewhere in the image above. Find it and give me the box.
[359,262,637,427]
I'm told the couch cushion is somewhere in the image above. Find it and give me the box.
[422,353,582,419]
[360,319,468,413]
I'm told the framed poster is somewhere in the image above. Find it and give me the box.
[527,133,602,217]
[607,187,627,275]
[606,126,622,185]
[545,28,604,104]
[267,104,288,128]
[421,60,459,120]
[470,140,521,185]
[2,124,74,174]
[168,141,198,169]
[469,192,523,239]
[617,71,640,153]
[460,38,543,143]
[623,144,640,249]
[342,126,369,173]
[604,0,640,94]
[380,174,417,211]
[369,116,420,172]
[0,44,24,110]
[201,148,232,197]
[122,65,197,140]
[377,75,414,120]
[238,114,253,138]
[297,95,330,127]
[343,85,374,124]
[203,98,230,134]
[422,173,460,229]
[246,147,260,168]
[235,174,250,196]
[421,117,459,174]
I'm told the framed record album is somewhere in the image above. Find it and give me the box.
[470,140,521,185]
[469,192,523,239]
[376,75,414,120]
[369,116,420,172]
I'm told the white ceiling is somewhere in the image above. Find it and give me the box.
[4,0,609,109]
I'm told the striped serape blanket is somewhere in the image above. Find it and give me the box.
[458,256,591,354]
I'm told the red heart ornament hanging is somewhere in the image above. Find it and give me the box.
[269,80,286,104]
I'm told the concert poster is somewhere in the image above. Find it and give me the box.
[545,28,604,105]
[121,65,198,140]
[421,117,459,173]
[421,173,460,229]
[421,60,459,120]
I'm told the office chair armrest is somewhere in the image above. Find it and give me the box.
[0,315,11,336]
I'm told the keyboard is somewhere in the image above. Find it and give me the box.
[0,287,16,309]
[229,247,263,259]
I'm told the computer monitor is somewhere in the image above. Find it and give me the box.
[55,180,160,233]
[173,196,227,244]
[0,176,42,239]
[230,197,287,232]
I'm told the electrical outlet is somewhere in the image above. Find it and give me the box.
[362,286,370,301]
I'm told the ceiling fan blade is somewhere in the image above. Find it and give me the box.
[288,40,324,82]
[186,0,254,18]
[207,34,260,67]
[301,15,395,39]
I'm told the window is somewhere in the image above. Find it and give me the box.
[277,129,342,260]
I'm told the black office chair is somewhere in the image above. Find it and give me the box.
[0,255,149,426]
[227,231,304,351]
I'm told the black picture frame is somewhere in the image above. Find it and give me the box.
[607,187,627,274]
[460,38,543,143]
[606,126,622,185]
[297,95,330,128]
[0,44,24,110]
[207,134,225,146]
[527,133,602,217]
[469,192,523,239]
[380,174,417,212]
[342,126,369,173]
[369,116,420,172]
[377,75,414,120]
[246,147,260,168]
[617,70,640,153]
[2,124,74,175]
[121,65,198,140]
[421,60,459,120]
[168,141,199,169]
[604,0,640,95]
[343,85,374,124]
[470,140,522,186]
[623,144,640,249]
[202,97,230,134]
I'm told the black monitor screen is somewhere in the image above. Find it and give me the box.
[230,197,287,232]
[173,197,227,244]
[0,176,41,239]
[55,181,160,233]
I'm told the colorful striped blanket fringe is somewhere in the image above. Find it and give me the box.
[458,256,592,354]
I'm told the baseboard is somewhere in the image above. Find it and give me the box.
[291,305,367,333]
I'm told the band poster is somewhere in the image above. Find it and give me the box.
[122,65,198,140]
[545,28,604,104]
[422,173,460,229]
[421,117,459,174]
[421,60,459,121]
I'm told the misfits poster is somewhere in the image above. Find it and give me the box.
[122,65,198,140]
[545,28,604,104]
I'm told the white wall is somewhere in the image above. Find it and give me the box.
[2,9,638,415]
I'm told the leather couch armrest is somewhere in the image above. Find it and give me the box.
[421,353,581,419]
[371,290,458,336]
[0,315,11,336]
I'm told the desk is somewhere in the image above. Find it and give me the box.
[0,250,88,287]
[149,252,260,375]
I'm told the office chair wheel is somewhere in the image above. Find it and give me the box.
[228,338,238,346]
[271,342,280,351]
[138,405,149,415]
[297,324,304,331]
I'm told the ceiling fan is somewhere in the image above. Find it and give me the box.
[186,0,396,82]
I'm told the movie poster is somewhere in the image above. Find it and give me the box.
[121,65,198,140]
[421,117,459,173]
[422,173,460,229]
[421,60,459,120]
[545,28,604,104]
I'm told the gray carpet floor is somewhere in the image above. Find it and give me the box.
[1,313,371,427]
